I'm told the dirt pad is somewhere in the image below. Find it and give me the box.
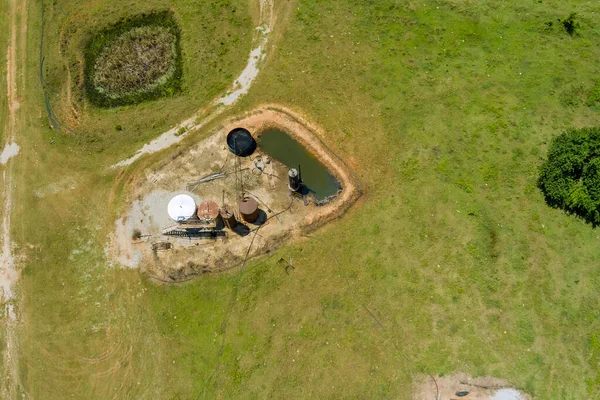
[413,374,530,400]
[108,106,360,281]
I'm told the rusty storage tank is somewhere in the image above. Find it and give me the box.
[238,197,259,223]
[219,207,238,229]
[197,201,220,223]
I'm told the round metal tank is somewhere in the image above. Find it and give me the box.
[288,168,301,192]
[197,200,220,221]
[227,128,256,157]
[220,207,238,229]
[167,194,197,222]
[238,197,259,223]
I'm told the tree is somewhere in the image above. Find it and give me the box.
[538,127,600,225]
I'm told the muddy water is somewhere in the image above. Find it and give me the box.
[258,128,339,201]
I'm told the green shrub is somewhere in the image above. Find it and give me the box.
[84,11,183,108]
[559,85,588,107]
[175,126,187,137]
[559,12,580,36]
[586,84,600,107]
[538,127,600,225]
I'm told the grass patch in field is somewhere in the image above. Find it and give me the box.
[84,11,182,107]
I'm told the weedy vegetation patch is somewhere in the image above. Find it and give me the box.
[84,11,182,107]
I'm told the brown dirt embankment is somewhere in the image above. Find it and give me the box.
[223,104,362,230]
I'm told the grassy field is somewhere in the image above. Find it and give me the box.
[6,0,600,399]
[39,0,254,161]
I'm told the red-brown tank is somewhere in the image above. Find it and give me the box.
[238,198,259,223]
[220,207,238,229]
[197,201,220,222]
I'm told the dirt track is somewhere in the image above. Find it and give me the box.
[113,0,277,168]
[1,0,27,397]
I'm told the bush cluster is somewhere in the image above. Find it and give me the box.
[538,127,600,225]
[84,11,182,108]
[543,12,581,36]
[560,12,580,36]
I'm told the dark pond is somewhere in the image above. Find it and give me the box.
[258,128,340,201]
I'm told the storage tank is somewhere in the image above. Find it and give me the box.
[288,168,301,192]
[197,200,220,222]
[167,194,197,222]
[227,128,257,157]
[219,207,238,230]
[238,197,259,223]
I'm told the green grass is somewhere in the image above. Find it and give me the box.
[8,0,600,399]
[39,0,253,160]
[84,11,182,107]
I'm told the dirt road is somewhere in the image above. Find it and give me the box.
[113,0,276,168]
[1,0,27,397]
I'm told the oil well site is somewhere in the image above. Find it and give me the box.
[110,107,360,281]
[5,0,600,398]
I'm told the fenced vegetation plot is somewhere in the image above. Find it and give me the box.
[538,127,600,225]
[84,11,182,107]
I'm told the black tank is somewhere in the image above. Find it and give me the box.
[227,128,256,157]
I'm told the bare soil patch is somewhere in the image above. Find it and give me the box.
[1,0,27,397]
[108,106,360,281]
[413,374,530,400]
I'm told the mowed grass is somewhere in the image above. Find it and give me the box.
[10,0,600,399]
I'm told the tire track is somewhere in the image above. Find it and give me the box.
[112,0,276,168]
[1,0,26,397]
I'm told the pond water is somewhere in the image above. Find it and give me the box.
[258,129,340,201]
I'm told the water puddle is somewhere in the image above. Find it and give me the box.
[258,128,339,201]
[491,389,526,400]
[0,142,19,165]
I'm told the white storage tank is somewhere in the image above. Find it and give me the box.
[167,194,197,222]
